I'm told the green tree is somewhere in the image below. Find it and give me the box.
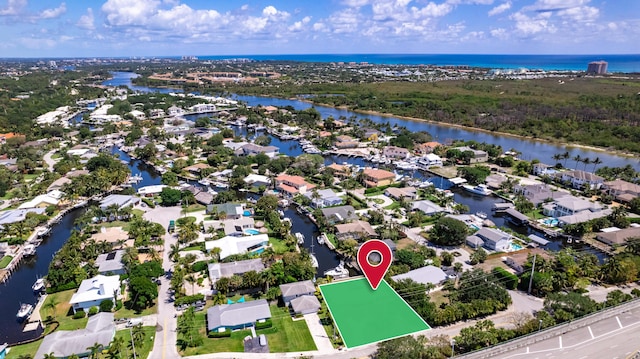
[128,276,158,311]
[160,187,182,206]
[428,217,468,246]
[161,171,179,186]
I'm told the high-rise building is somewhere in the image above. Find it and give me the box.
[587,61,608,74]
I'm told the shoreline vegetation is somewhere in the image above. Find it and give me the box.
[131,70,640,156]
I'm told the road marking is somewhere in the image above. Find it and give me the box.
[559,336,563,349]
[617,316,623,328]
[162,316,167,359]
[588,326,594,339]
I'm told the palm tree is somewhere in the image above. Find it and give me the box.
[552,153,562,166]
[132,323,145,347]
[212,292,226,305]
[210,246,222,262]
[592,157,602,172]
[43,353,56,359]
[185,274,197,295]
[169,244,180,262]
[572,154,582,170]
[44,296,59,320]
[582,157,591,171]
[561,151,571,167]
[86,342,104,359]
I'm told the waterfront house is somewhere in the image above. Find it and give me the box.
[95,250,126,275]
[453,146,488,163]
[361,168,395,187]
[532,163,558,177]
[514,184,569,206]
[244,174,271,188]
[280,280,315,305]
[221,217,256,236]
[414,141,442,155]
[184,163,212,176]
[195,191,214,205]
[542,195,603,218]
[34,313,115,359]
[206,203,246,220]
[473,227,512,252]
[334,135,359,149]
[385,187,417,201]
[326,163,350,179]
[559,170,604,190]
[69,275,121,313]
[99,194,140,211]
[275,174,315,198]
[168,105,185,116]
[190,103,217,113]
[335,220,378,241]
[391,265,448,287]
[596,227,640,246]
[207,299,271,333]
[47,177,72,192]
[18,190,63,209]
[138,184,167,196]
[149,108,165,118]
[411,200,444,216]
[0,208,46,226]
[240,143,280,158]
[383,146,411,160]
[128,110,146,120]
[466,235,485,249]
[208,259,265,285]
[205,233,268,260]
[417,153,443,167]
[602,179,640,204]
[320,205,358,224]
[304,188,343,208]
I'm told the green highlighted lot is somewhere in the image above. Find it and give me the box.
[319,278,430,348]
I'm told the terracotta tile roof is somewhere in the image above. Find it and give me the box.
[363,168,395,180]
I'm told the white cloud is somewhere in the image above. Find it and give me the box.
[510,11,556,35]
[101,0,161,26]
[77,8,95,30]
[289,16,311,32]
[488,2,511,16]
[343,0,370,7]
[490,27,508,39]
[40,2,66,19]
[0,0,27,16]
[557,5,598,22]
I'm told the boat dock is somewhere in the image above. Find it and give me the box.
[24,294,46,332]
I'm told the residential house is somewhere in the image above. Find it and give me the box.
[466,235,485,249]
[533,163,558,177]
[326,163,350,179]
[542,196,603,218]
[95,250,126,275]
[207,299,271,333]
[362,128,381,141]
[602,179,640,204]
[128,110,146,120]
[391,265,448,287]
[0,208,46,226]
[0,132,25,144]
[206,203,246,220]
[222,217,256,236]
[275,174,315,198]
[168,105,185,116]
[596,227,640,246]
[417,153,443,168]
[473,227,512,251]
[138,185,167,196]
[335,220,378,241]
[0,157,17,168]
[454,146,488,163]
[149,108,165,118]
[244,174,271,188]
[560,170,604,190]
[334,135,359,149]
[414,141,441,155]
[290,295,321,315]
[320,205,358,225]
[280,280,315,305]
[411,200,445,216]
[184,163,212,176]
[382,146,410,160]
[208,259,266,285]
[241,143,280,158]
[47,177,71,192]
[18,190,63,209]
[514,184,569,206]
[362,168,395,188]
[304,189,343,208]
[190,103,217,113]
[69,275,121,313]
[34,313,115,359]
[195,191,214,205]
[205,234,268,260]
[385,187,417,201]
[99,194,140,211]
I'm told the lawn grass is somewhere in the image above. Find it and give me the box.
[269,237,289,254]
[262,305,316,352]
[525,209,545,220]
[0,255,13,268]
[41,289,89,331]
[108,326,156,359]
[183,204,206,213]
[6,339,43,359]
[180,244,205,252]
[114,301,157,319]
[385,201,402,210]
[180,312,246,355]
[320,278,430,348]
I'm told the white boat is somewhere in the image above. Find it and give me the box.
[278,210,285,218]
[324,261,349,278]
[462,184,493,196]
[295,232,305,244]
[23,244,36,257]
[16,303,33,320]
[198,178,211,186]
[317,235,325,245]
[127,173,143,184]
[32,278,45,292]
[475,211,488,219]
[310,253,318,268]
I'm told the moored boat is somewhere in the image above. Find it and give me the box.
[16,303,33,320]
[295,232,305,244]
[324,261,349,278]
[32,278,45,292]
[462,184,493,196]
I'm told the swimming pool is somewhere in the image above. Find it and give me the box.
[244,229,260,235]
[511,243,523,251]
[543,218,559,226]
[243,210,252,217]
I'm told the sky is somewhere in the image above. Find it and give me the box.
[0,0,638,57]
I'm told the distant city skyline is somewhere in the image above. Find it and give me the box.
[0,0,638,57]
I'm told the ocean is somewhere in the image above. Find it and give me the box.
[196,54,640,73]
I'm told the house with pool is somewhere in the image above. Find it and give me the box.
[207,299,271,334]
[205,233,269,260]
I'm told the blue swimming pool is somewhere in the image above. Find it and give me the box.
[511,243,523,251]
[243,210,252,216]
[543,218,559,226]
[244,229,260,235]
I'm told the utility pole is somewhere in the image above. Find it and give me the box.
[528,253,537,295]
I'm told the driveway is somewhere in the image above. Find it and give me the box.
[303,313,335,353]
[43,149,59,172]
[145,206,182,359]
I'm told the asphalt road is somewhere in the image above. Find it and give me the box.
[487,306,640,359]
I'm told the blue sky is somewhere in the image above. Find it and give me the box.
[0,0,638,57]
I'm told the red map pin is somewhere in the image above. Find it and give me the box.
[357,239,393,290]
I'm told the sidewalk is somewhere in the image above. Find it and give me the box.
[303,313,335,353]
